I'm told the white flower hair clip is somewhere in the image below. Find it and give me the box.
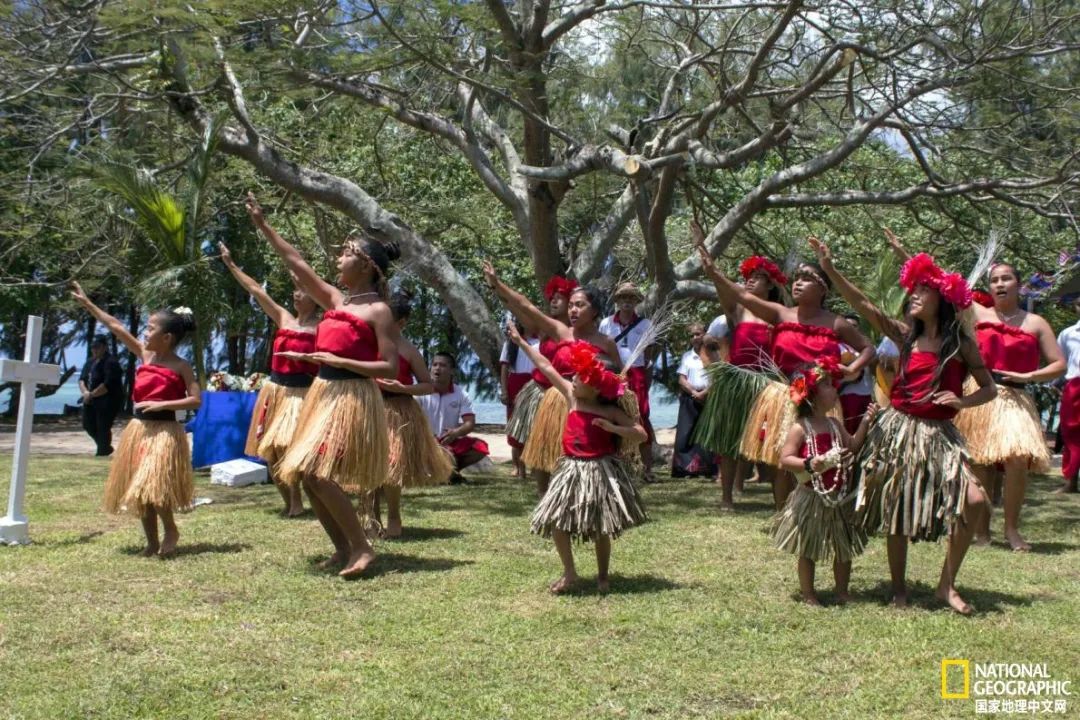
[173,306,194,317]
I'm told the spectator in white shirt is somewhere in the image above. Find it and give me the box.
[1057,298,1080,493]
[671,323,718,478]
[418,351,490,480]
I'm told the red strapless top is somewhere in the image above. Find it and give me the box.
[975,322,1039,373]
[800,430,841,491]
[396,355,415,385]
[730,322,772,369]
[270,328,318,375]
[133,365,186,403]
[315,310,378,362]
[890,351,967,420]
[562,410,616,459]
[531,337,561,387]
[771,322,841,378]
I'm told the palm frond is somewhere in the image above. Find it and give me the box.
[94,163,186,264]
[184,112,226,236]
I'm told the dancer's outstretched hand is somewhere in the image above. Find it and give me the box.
[693,228,721,280]
[808,235,832,264]
[883,227,906,258]
[505,320,522,345]
[245,192,265,226]
[218,242,236,267]
[68,280,88,303]
[481,260,498,289]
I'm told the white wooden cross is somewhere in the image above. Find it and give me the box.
[0,316,61,545]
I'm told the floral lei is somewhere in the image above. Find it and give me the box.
[739,256,788,286]
[788,356,842,406]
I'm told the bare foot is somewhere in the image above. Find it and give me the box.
[338,549,376,578]
[835,592,851,606]
[889,593,909,609]
[1053,483,1077,494]
[286,504,306,518]
[1005,530,1031,553]
[597,577,610,594]
[973,534,992,547]
[141,543,160,558]
[801,594,822,607]
[548,574,578,594]
[935,587,974,615]
[383,519,403,539]
[719,500,735,512]
[158,528,179,558]
[316,551,345,570]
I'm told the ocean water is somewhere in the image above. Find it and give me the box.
[23,378,681,429]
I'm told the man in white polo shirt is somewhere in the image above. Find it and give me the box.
[1057,297,1080,494]
[418,351,490,480]
[599,282,656,480]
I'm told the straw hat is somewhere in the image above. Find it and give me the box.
[612,282,644,303]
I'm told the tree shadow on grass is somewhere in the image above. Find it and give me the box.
[304,553,474,579]
[43,530,104,547]
[562,573,689,597]
[850,580,1034,614]
[119,542,251,558]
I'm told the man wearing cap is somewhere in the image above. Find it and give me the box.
[599,282,656,481]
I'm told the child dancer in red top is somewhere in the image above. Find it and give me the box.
[774,359,877,605]
[70,282,201,558]
[508,324,647,594]
[220,242,318,518]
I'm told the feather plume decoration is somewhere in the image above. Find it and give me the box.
[966,229,1002,287]
[619,298,681,376]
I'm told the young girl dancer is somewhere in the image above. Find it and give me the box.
[483,262,622,496]
[773,359,877,605]
[219,242,318,518]
[810,237,996,614]
[372,291,455,537]
[69,282,201,557]
[694,226,874,510]
[885,232,1064,551]
[508,324,648,594]
[246,193,399,578]
[500,318,538,480]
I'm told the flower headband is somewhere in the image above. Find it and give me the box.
[740,256,788,286]
[971,289,994,308]
[789,357,842,406]
[566,341,624,400]
[543,276,579,302]
[173,306,193,317]
[899,253,973,309]
[794,264,829,290]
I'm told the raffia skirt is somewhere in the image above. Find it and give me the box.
[738,382,844,468]
[771,484,867,563]
[506,380,546,447]
[244,381,284,457]
[277,377,388,493]
[691,361,770,458]
[954,378,1049,472]
[385,394,455,488]
[104,418,193,515]
[522,386,569,473]
[530,455,648,542]
[854,407,973,541]
[253,384,309,467]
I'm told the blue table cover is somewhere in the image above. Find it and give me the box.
[184,390,265,468]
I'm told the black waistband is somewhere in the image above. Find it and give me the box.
[318,366,368,381]
[134,409,177,422]
[992,373,1030,390]
[270,371,315,388]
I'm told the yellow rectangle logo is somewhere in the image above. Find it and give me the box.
[941,659,970,699]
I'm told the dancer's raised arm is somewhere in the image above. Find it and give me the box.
[693,221,785,325]
[69,281,144,358]
[883,227,912,263]
[218,242,294,327]
[246,192,341,310]
[809,237,907,343]
[482,261,567,341]
[507,321,572,401]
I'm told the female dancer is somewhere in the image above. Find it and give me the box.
[220,242,318,518]
[70,283,201,557]
[694,226,874,510]
[810,237,996,614]
[246,193,399,578]
[508,324,648,594]
[483,262,622,495]
[372,291,455,537]
[774,359,877,605]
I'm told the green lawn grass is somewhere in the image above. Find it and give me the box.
[0,455,1077,719]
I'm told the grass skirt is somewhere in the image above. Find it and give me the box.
[244,381,285,457]
[522,386,569,473]
[530,455,648,542]
[385,394,454,488]
[692,361,769,457]
[953,378,1049,472]
[771,485,867,563]
[255,384,309,468]
[277,377,388,493]
[104,419,193,515]
[854,407,971,541]
[506,380,546,447]
[739,382,843,468]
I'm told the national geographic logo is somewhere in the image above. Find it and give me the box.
[941,660,1072,714]
[941,659,971,699]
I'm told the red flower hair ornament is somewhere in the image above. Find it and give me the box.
[789,359,843,406]
[740,256,788,286]
[543,276,579,302]
[971,289,994,308]
[899,253,973,310]
[565,341,624,400]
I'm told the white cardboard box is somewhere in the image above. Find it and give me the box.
[210,458,267,487]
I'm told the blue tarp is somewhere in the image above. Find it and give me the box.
[184,391,265,469]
